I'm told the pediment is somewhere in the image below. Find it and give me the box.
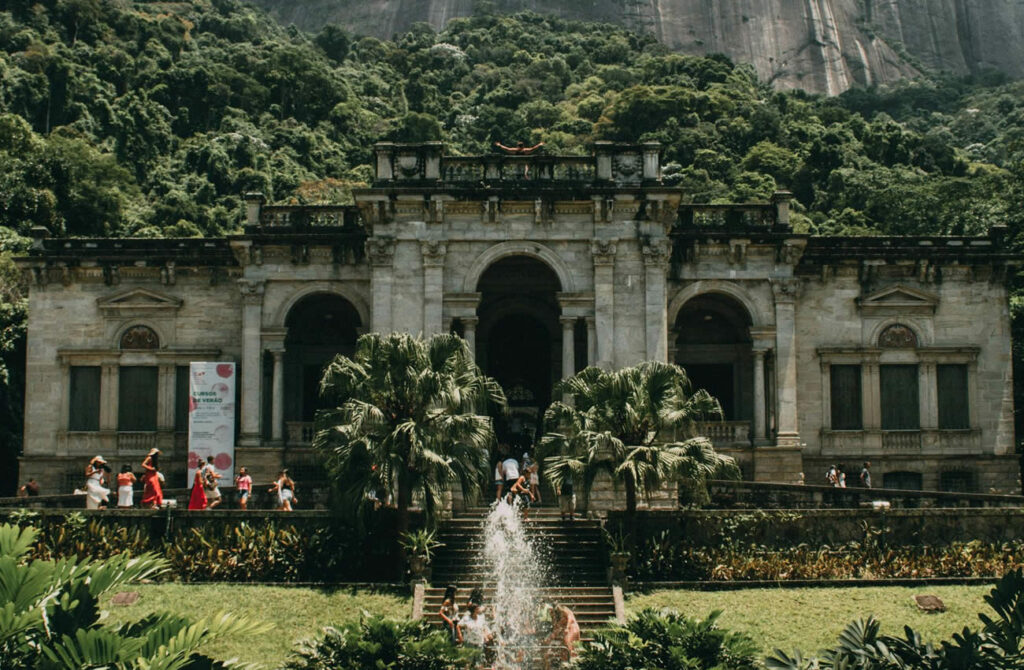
[857,285,937,315]
[97,288,183,315]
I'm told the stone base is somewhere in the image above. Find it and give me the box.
[753,446,804,483]
[234,446,285,482]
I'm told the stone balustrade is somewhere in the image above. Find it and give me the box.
[286,421,315,446]
[696,420,751,448]
[116,432,158,453]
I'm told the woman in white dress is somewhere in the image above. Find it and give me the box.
[85,455,111,510]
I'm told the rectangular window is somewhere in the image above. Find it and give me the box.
[174,366,190,432]
[829,365,862,430]
[68,366,101,431]
[880,364,919,430]
[118,366,158,431]
[937,364,970,429]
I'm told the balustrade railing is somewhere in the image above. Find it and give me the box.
[676,204,777,229]
[286,422,315,446]
[117,432,157,453]
[257,205,360,228]
[696,421,751,447]
[882,431,921,451]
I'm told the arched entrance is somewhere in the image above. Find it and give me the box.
[672,294,753,424]
[474,256,563,450]
[280,293,361,432]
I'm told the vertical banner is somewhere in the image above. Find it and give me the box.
[188,362,236,487]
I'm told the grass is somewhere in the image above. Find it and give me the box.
[100,583,995,666]
[100,583,411,667]
[626,584,992,656]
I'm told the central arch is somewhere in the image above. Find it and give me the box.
[474,255,563,451]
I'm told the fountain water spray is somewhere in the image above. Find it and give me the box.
[480,497,548,668]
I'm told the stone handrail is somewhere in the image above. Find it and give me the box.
[286,421,315,446]
[676,203,778,229]
[252,204,361,228]
[696,421,751,447]
[707,479,1024,509]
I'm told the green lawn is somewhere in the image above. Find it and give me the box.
[99,583,994,667]
[626,584,992,656]
[100,584,411,667]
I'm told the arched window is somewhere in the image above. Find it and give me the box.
[120,325,159,350]
[878,323,917,348]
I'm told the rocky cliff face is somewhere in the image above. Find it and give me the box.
[250,0,1024,94]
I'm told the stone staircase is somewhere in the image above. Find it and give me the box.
[418,505,622,632]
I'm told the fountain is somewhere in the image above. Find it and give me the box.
[478,496,549,668]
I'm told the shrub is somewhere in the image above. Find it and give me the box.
[284,615,475,670]
[576,609,759,670]
[766,569,1024,669]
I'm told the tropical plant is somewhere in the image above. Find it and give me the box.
[575,608,760,670]
[541,362,739,525]
[765,568,1024,669]
[284,615,475,670]
[399,528,444,562]
[0,522,268,669]
[314,332,506,533]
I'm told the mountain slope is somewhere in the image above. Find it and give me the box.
[249,0,1024,94]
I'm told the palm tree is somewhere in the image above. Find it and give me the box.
[313,332,506,534]
[540,362,739,526]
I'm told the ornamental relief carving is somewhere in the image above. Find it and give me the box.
[878,323,918,348]
[365,238,396,266]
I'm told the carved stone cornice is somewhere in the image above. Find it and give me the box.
[591,239,618,266]
[238,279,265,305]
[420,240,447,268]
[366,237,396,267]
[771,278,803,303]
[641,238,672,268]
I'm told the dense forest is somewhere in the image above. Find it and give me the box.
[1,0,1023,492]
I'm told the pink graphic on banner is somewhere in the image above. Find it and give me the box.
[187,362,236,488]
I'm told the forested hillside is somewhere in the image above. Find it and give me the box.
[0,0,1023,492]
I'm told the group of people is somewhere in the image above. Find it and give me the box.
[494,450,540,518]
[79,453,297,511]
[493,449,577,521]
[825,461,872,488]
[81,448,164,509]
[439,585,581,670]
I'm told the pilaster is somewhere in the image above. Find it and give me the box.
[771,278,802,447]
[592,240,617,369]
[238,279,264,446]
[421,240,446,336]
[367,237,396,334]
[642,238,671,363]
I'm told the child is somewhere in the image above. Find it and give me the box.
[116,464,136,508]
[438,585,462,644]
[234,466,253,510]
[508,473,534,519]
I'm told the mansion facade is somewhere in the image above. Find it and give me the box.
[17,142,1020,496]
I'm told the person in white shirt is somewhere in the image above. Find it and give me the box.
[501,454,520,493]
[460,603,494,659]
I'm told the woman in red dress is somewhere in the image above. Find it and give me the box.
[140,448,163,508]
[188,466,207,510]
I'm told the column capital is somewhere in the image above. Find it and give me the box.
[238,279,265,304]
[752,348,767,360]
[559,316,578,329]
[591,239,618,265]
[641,238,672,268]
[420,240,447,267]
[366,237,396,266]
[461,316,479,328]
[584,315,596,326]
[771,278,803,303]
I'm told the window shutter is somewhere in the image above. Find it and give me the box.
[118,366,158,431]
[937,364,969,429]
[69,366,101,431]
[880,365,919,430]
[829,365,862,430]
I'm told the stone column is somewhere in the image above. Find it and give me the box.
[771,279,801,447]
[157,363,175,431]
[367,238,396,334]
[642,239,671,363]
[585,317,597,367]
[270,349,285,443]
[238,279,264,446]
[462,317,478,357]
[920,360,937,429]
[100,361,119,431]
[561,317,576,380]
[592,240,617,369]
[863,354,881,430]
[420,241,446,336]
[753,349,767,444]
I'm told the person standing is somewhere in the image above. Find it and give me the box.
[837,463,847,488]
[235,466,253,510]
[269,469,296,511]
[116,464,137,508]
[543,605,581,670]
[18,478,39,497]
[559,478,576,522]
[860,461,872,488]
[438,585,462,644]
[84,456,110,510]
[188,465,208,510]
[202,455,222,509]
[493,460,504,502]
[508,473,534,519]
[140,448,163,508]
[501,451,520,499]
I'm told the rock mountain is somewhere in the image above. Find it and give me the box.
[250,0,1024,94]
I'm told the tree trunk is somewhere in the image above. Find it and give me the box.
[396,474,413,537]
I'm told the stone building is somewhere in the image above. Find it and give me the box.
[16,142,1019,496]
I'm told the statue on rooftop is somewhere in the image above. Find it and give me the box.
[494,141,545,155]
